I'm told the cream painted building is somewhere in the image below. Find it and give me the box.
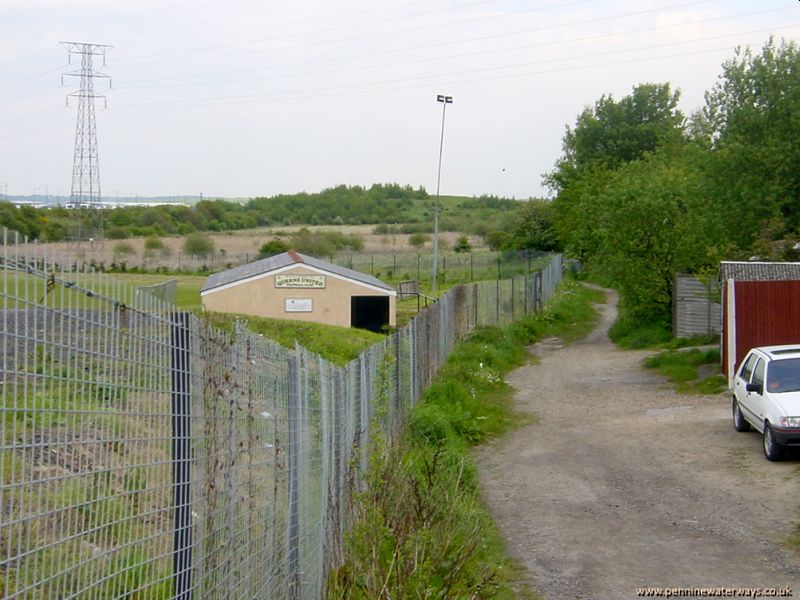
[201,250,396,331]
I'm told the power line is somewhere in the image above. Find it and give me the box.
[0,64,68,92]
[110,23,800,110]
[114,5,800,93]
[113,0,508,63]
[113,0,598,67]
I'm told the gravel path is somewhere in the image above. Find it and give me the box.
[475,287,800,599]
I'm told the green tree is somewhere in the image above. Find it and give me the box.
[183,232,215,258]
[510,200,560,251]
[483,231,510,251]
[546,83,685,194]
[694,37,800,241]
[587,151,723,323]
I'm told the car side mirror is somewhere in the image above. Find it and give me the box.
[746,382,762,394]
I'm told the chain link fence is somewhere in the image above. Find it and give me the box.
[0,227,562,599]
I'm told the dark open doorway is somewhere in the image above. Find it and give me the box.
[351,296,389,332]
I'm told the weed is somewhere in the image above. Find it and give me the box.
[609,316,672,349]
[643,349,727,394]
[327,278,602,598]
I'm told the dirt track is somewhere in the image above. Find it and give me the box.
[475,287,800,599]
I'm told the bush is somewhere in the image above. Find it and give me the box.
[484,231,510,251]
[144,236,164,251]
[183,232,214,258]
[258,239,289,259]
[107,226,129,240]
[453,234,472,253]
[112,242,135,261]
[408,232,430,248]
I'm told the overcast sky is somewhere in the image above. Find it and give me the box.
[1,0,799,201]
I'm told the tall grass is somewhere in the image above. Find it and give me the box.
[326,279,604,598]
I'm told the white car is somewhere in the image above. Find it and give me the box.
[732,345,800,461]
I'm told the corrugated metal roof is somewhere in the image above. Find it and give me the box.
[720,261,800,282]
[202,251,395,293]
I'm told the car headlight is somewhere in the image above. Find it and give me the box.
[778,416,800,428]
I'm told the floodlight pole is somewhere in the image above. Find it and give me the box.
[432,93,452,293]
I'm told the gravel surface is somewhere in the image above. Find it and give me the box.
[475,287,800,599]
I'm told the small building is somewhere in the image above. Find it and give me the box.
[721,261,800,386]
[201,250,396,332]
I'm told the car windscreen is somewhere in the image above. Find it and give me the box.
[766,358,800,393]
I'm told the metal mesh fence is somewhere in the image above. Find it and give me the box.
[0,227,562,600]
[329,249,550,284]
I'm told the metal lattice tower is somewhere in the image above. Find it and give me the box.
[61,42,112,221]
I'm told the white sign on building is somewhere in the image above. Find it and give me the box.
[285,298,313,313]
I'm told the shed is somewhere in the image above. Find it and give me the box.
[721,261,800,386]
[673,274,721,339]
[201,250,396,332]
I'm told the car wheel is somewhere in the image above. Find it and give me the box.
[732,398,750,432]
[763,423,784,462]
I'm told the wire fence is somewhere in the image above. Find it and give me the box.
[0,227,562,600]
[328,249,550,284]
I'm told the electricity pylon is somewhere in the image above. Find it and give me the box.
[61,41,112,240]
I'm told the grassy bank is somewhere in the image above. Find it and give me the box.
[643,348,727,394]
[203,312,384,365]
[326,280,605,598]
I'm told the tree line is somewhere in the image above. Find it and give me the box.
[0,183,427,242]
[543,37,800,335]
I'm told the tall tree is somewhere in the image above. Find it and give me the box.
[546,83,685,193]
[590,151,724,322]
[695,37,800,239]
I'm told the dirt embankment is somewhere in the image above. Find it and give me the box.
[475,288,800,599]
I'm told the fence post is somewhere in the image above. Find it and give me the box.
[473,283,478,329]
[511,277,515,323]
[496,278,500,325]
[170,312,193,600]
[287,353,301,599]
[535,271,543,312]
[394,334,402,438]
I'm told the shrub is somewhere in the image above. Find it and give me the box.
[408,232,430,248]
[484,231,510,251]
[453,234,472,253]
[144,236,164,251]
[112,242,135,261]
[183,232,214,258]
[107,226,129,240]
[258,239,289,259]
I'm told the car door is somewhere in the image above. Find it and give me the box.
[734,353,761,430]
[745,357,767,432]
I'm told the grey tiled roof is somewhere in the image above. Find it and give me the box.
[202,251,395,293]
[720,261,800,282]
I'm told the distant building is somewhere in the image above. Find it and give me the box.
[201,250,396,332]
